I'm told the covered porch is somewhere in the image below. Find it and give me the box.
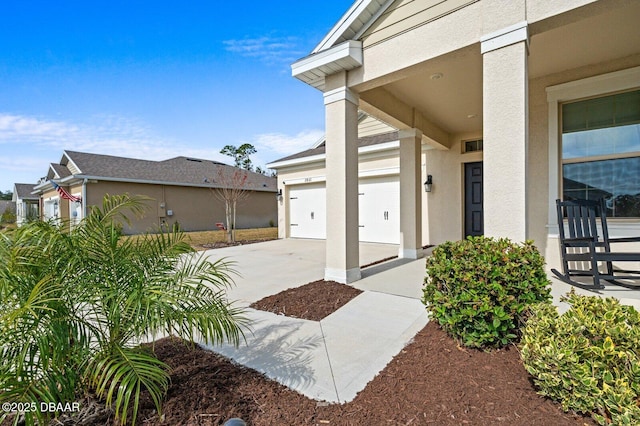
[292,0,640,283]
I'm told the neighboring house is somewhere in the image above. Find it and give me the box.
[12,183,39,226]
[280,0,640,283]
[32,151,277,234]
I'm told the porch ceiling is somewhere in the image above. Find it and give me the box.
[357,1,640,137]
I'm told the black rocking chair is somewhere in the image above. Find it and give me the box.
[551,198,640,290]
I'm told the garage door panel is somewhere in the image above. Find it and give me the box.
[358,176,399,244]
[289,183,326,239]
[288,176,399,244]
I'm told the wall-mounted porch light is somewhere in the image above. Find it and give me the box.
[424,175,433,193]
[276,189,283,201]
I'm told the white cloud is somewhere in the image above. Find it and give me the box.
[0,155,50,173]
[0,112,243,189]
[0,114,80,143]
[223,35,305,64]
[249,129,324,157]
[0,112,231,167]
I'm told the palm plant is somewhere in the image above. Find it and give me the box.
[0,194,246,425]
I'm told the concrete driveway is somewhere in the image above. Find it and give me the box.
[201,238,420,306]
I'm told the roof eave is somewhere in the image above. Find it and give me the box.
[266,153,327,170]
[291,40,363,91]
[312,0,394,54]
[268,140,400,170]
[73,175,277,192]
[61,150,83,174]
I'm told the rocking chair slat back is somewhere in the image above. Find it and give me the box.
[552,198,640,290]
[560,199,602,241]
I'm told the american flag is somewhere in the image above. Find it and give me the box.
[50,180,82,203]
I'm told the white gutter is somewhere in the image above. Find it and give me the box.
[69,175,277,193]
[267,140,400,169]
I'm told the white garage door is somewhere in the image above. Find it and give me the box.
[288,176,400,244]
[289,182,326,239]
[359,176,400,244]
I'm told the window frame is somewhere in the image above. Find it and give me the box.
[558,88,640,218]
[546,66,640,233]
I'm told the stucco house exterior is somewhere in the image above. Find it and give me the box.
[269,113,408,245]
[12,183,39,226]
[32,151,277,234]
[274,0,640,284]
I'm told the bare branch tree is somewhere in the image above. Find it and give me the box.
[210,167,250,242]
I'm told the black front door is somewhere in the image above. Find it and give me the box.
[464,162,483,237]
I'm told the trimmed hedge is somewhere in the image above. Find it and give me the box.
[521,292,640,425]
[422,236,551,348]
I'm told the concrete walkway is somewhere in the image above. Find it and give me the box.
[200,239,428,403]
[199,239,640,403]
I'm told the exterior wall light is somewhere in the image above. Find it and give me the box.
[276,189,283,201]
[424,175,433,193]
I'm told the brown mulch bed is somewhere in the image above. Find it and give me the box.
[132,281,594,426]
[249,280,363,321]
[136,323,592,425]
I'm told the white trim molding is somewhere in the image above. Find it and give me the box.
[480,21,528,54]
[282,166,400,186]
[399,248,424,259]
[398,128,422,140]
[313,0,375,53]
[324,86,360,106]
[546,66,640,231]
[325,267,362,284]
[292,40,363,90]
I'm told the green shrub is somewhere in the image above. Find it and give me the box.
[0,208,15,224]
[521,292,640,425]
[0,195,246,425]
[422,236,551,348]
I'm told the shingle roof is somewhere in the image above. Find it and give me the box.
[58,151,276,192]
[50,163,72,179]
[14,183,39,200]
[271,131,399,163]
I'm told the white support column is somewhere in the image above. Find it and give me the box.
[323,72,361,283]
[398,128,423,259]
[481,22,529,242]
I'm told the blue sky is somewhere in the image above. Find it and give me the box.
[0,1,353,192]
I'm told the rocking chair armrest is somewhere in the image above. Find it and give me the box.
[562,236,597,244]
[608,236,640,244]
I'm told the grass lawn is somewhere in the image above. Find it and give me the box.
[0,223,17,232]
[185,227,278,250]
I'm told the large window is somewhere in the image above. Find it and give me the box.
[562,89,640,217]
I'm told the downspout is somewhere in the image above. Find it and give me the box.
[82,178,88,219]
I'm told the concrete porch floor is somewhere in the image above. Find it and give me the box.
[199,238,640,403]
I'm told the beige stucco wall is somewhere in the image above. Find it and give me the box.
[361,0,477,48]
[352,1,482,91]
[423,134,482,245]
[45,181,276,235]
[423,53,640,251]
